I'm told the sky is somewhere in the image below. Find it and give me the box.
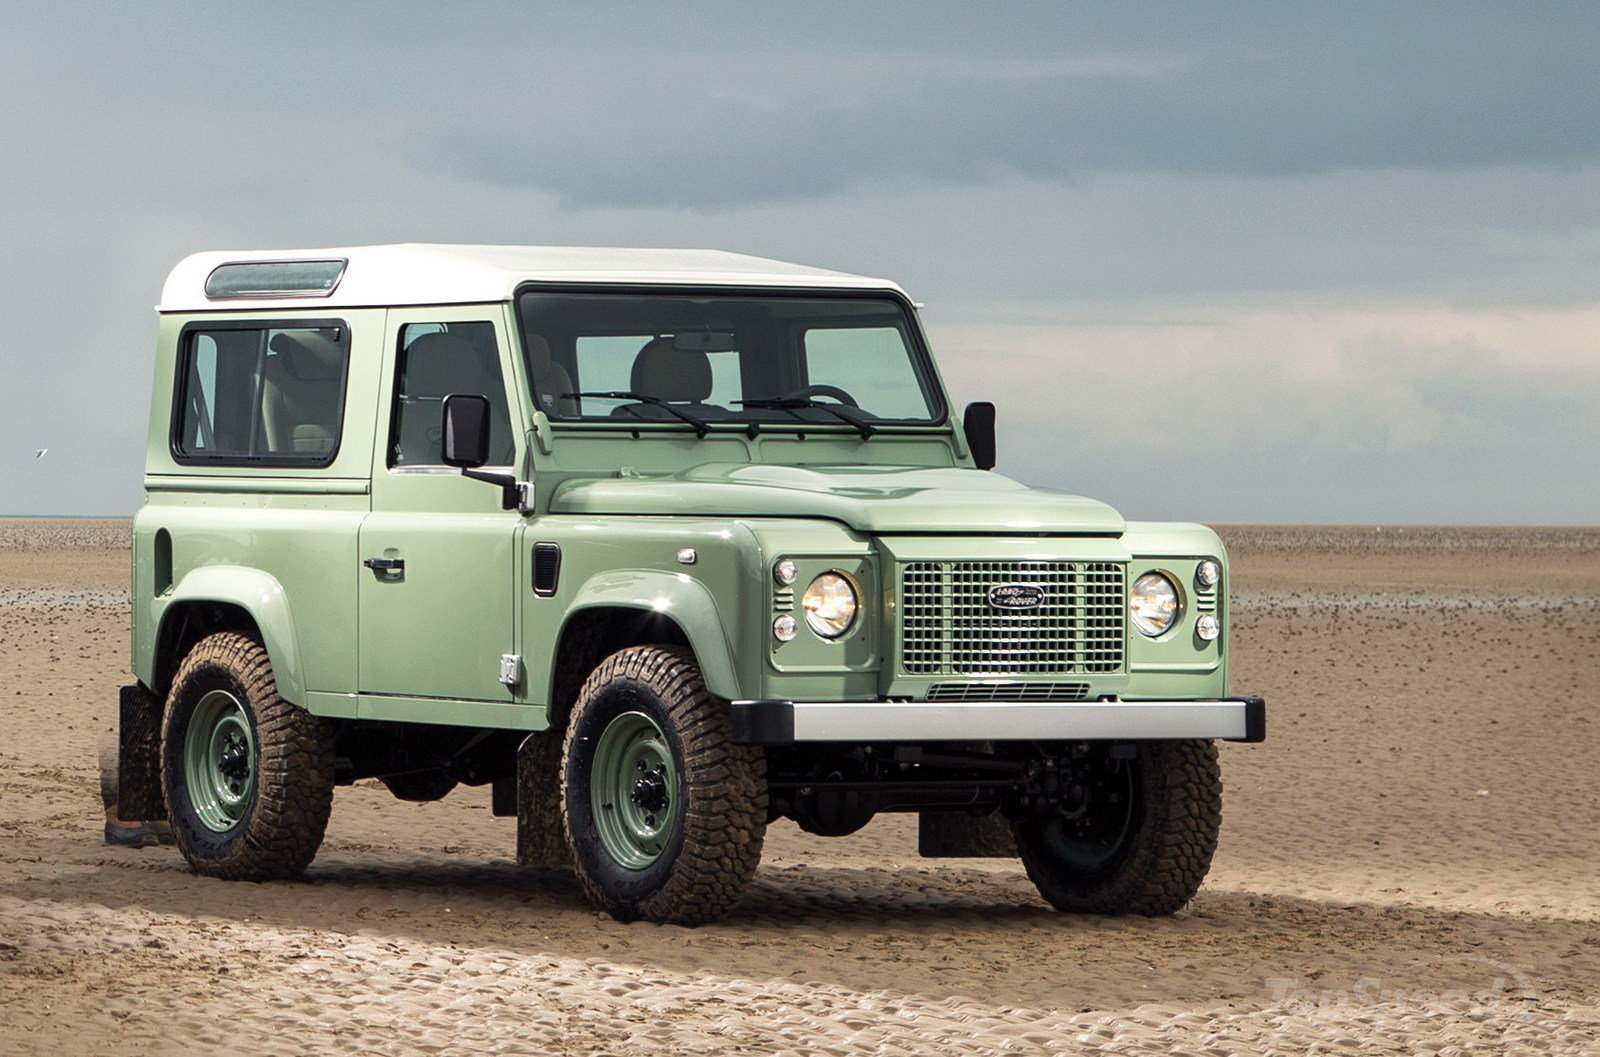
[2,0,1596,523]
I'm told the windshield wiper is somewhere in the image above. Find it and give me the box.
[738,398,877,439]
[565,391,712,439]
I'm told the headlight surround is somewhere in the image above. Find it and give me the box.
[1130,571,1181,637]
[802,572,859,638]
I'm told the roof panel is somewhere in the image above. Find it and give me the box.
[159,243,904,312]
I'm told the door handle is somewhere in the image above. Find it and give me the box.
[363,557,405,572]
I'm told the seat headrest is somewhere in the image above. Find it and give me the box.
[268,330,343,381]
[631,337,712,402]
[403,332,493,398]
[525,333,554,373]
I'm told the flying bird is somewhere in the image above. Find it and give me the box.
[34,448,47,458]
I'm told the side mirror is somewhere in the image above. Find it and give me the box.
[963,401,996,470]
[441,394,530,513]
[441,393,491,469]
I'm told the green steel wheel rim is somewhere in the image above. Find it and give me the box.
[589,710,678,870]
[183,689,256,833]
[1041,756,1137,872]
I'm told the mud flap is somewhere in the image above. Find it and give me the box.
[118,683,165,820]
[918,810,1018,858]
[515,730,571,867]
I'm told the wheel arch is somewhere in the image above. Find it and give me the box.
[550,571,741,719]
[153,565,305,706]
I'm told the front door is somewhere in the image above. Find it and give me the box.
[358,307,524,702]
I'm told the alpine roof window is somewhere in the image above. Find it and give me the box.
[204,260,346,300]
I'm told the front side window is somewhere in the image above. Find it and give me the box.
[174,323,347,465]
[517,290,942,431]
[390,321,514,467]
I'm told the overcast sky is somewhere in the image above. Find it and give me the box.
[2,1,1596,522]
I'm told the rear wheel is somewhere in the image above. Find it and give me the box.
[1015,740,1220,915]
[562,646,766,925]
[162,632,335,881]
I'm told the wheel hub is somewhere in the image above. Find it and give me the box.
[630,768,669,812]
[218,739,251,782]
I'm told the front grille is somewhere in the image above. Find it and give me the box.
[900,561,1124,676]
[926,681,1091,702]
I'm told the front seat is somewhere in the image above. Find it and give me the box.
[395,332,514,465]
[525,333,578,417]
[614,337,719,421]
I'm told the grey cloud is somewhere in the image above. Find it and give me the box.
[2,1,1596,522]
[947,325,1600,523]
[440,13,1600,209]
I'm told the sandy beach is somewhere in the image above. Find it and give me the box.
[1,519,1597,1055]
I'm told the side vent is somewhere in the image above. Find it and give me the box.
[532,542,561,597]
[152,528,173,596]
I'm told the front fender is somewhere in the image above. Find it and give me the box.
[158,565,306,706]
[565,570,740,699]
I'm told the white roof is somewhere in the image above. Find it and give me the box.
[159,243,905,312]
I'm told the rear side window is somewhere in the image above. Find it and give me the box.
[173,322,348,466]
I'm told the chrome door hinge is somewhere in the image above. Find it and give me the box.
[499,654,523,687]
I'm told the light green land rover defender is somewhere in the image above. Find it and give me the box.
[118,244,1264,925]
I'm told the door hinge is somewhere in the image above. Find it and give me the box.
[499,654,523,687]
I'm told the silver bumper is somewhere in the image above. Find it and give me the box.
[730,697,1265,746]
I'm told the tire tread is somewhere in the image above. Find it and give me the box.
[562,645,765,926]
[163,632,334,881]
[1017,739,1221,916]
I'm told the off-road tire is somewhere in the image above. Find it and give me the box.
[162,632,335,881]
[1015,739,1220,916]
[561,646,766,926]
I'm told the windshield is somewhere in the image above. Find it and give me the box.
[517,290,944,431]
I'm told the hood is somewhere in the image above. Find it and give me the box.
[550,464,1126,535]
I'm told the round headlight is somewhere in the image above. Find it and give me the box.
[802,572,858,638]
[774,559,798,586]
[1196,560,1221,588]
[1130,572,1180,637]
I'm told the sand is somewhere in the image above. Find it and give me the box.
[1,518,1597,1055]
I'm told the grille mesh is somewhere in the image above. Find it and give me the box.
[900,561,1124,676]
[925,682,1091,702]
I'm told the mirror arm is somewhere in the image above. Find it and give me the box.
[460,468,531,513]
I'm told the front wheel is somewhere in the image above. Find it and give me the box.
[161,632,335,880]
[1015,739,1221,916]
[562,646,766,925]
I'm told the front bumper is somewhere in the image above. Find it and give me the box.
[731,696,1265,746]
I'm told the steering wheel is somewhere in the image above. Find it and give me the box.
[779,384,859,408]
